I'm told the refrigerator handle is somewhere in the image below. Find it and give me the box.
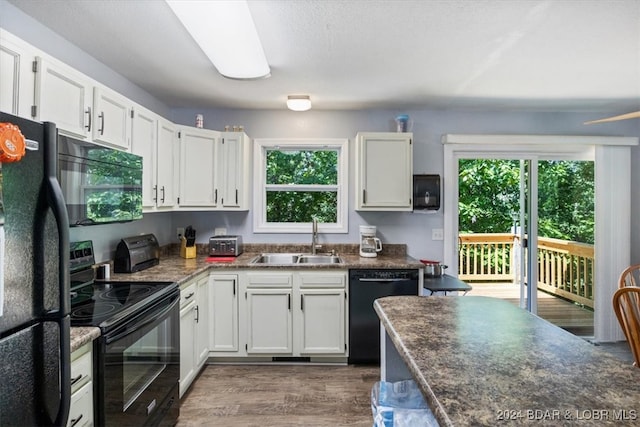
[43,122,72,427]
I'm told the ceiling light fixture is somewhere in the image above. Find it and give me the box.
[287,95,312,111]
[166,0,270,80]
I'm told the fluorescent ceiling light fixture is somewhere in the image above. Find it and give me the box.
[166,0,270,80]
[287,95,312,111]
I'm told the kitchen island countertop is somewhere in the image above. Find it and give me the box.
[375,295,640,426]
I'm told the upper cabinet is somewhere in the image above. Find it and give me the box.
[179,126,219,207]
[218,132,251,210]
[355,132,413,211]
[178,127,251,210]
[91,86,132,150]
[33,56,93,139]
[132,107,179,210]
[0,30,36,118]
[34,56,131,150]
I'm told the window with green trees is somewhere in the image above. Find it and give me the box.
[458,159,594,243]
[254,139,348,233]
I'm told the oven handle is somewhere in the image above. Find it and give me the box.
[106,294,179,344]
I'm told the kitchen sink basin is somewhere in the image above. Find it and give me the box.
[297,255,343,264]
[250,253,343,265]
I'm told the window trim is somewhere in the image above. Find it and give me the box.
[253,138,349,233]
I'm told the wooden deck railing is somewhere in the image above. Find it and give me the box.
[458,233,595,308]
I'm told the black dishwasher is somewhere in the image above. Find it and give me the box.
[348,269,419,364]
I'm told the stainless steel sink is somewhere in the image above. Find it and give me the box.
[251,253,300,265]
[297,254,343,264]
[250,253,343,265]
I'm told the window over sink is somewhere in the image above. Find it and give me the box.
[253,138,348,233]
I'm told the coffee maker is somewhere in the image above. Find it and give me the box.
[359,225,383,257]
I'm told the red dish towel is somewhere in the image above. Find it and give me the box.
[206,257,236,263]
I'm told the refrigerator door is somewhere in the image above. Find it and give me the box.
[0,112,70,426]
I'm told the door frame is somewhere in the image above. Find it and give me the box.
[442,134,638,342]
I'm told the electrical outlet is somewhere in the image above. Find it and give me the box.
[432,228,444,241]
[177,227,184,241]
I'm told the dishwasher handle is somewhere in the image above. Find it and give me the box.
[356,278,411,283]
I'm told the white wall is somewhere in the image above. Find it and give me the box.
[171,108,640,260]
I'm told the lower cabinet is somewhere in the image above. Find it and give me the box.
[209,274,239,352]
[179,273,209,398]
[241,271,347,358]
[68,342,93,427]
[297,272,346,355]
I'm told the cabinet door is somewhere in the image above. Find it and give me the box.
[356,132,413,210]
[34,56,92,139]
[195,275,209,367]
[246,288,293,354]
[92,86,131,150]
[131,106,157,208]
[209,274,238,352]
[218,133,248,209]
[298,289,346,354]
[0,31,35,118]
[156,118,179,208]
[179,300,196,398]
[179,127,218,207]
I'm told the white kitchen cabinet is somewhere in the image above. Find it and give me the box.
[68,342,93,427]
[33,56,93,139]
[179,273,209,398]
[178,127,219,207]
[0,30,36,118]
[91,86,131,150]
[296,272,347,355]
[245,273,293,354]
[131,105,158,208]
[179,282,196,398]
[132,109,179,210]
[218,132,251,209]
[209,273,239,352]
[355,132,413,211]
[155,117,179,208]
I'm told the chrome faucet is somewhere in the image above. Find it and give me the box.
[311,218,321,254]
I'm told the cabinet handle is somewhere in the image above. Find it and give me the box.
[301,295,304,311]
[69,414,83,427]
[233,280,236,296]
[185,292,195,300]
[98,111,105,135]
[288,294,291,310]
[85,107,92,131]
[235,189,238,204]
[70,374,83,386]
[153,185,158,202]
[363,189,366,204]
[195,305,199,323]
[161,186,166,203]
[214,189,218,204]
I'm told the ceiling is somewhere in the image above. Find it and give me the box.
[8,0,640,113]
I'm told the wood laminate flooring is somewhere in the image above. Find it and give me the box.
[177,364,379,426]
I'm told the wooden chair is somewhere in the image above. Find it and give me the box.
[612,287,640,367]
[619,264,640,288]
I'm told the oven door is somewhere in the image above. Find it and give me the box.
[96,290,180,427]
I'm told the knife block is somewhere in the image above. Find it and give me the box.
[180,238,196,259]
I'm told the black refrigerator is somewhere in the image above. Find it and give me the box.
[0,112,71,426]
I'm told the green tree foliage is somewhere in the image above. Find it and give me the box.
[459,159,594,244]
[266,149,338,223]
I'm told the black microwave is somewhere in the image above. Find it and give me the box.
[58,135,143,226]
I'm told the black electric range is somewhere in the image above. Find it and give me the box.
[70,280,178,332]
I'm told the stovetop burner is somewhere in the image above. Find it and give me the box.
[70,280,178,332]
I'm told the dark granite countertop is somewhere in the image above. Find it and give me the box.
[107,243,424,285]
[375,295,640,426]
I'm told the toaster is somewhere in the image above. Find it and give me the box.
[209,235,243,257]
